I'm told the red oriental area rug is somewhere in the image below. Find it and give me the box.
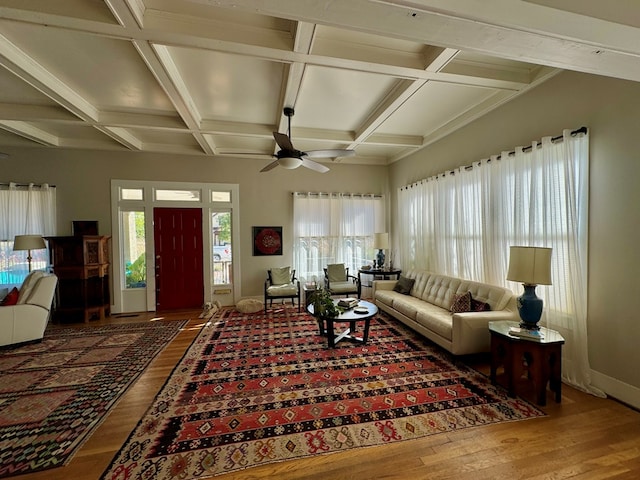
[0,319,187,478]
[102,308,545,480]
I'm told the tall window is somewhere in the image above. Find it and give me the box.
[0,183,56,285]
[397,129,600,396]
[122,210,146,289]
[212,211,232,285]
[293,193,385,282]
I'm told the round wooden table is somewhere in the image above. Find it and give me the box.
[307,299,378,348]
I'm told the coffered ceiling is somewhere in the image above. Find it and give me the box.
[0,0,639,170]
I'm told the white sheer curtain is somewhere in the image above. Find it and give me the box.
[0,183,56,283]
[398,129,603,396]
[293,192,385,283]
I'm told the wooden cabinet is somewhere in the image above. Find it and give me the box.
[46,235,111,323]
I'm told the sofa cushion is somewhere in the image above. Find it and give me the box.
[0,287,19,306]
[327,264,347,282]
[393,276,415,295]
[327,281,357,294]
[416,308,456,341]
[450,291,471,313]
[270,267,291,285]
[267,283,297,296]
[390,294,429,321]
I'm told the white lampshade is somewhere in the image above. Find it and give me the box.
[507,246,552,285]
[373,232,389,250]
[13,235,46,251]
[279,157,303,169]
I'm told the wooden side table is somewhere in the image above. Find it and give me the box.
[302,283,317,309]
[358,268,402,288]
[489,321,565,406]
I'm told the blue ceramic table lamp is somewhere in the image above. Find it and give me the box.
[373,232,389,270]
[507,246,552,330]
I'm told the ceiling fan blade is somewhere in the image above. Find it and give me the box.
[273,132,295,151]
[260,159,281,172]
[301,158,330,173]
[304,149,356,159]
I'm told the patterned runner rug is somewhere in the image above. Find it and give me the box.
[102,307,545,479]
[0,319,187,478]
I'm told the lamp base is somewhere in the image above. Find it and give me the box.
[376,249,385,270]
[517,284,543,330]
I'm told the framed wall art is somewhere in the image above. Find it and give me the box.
[252,226,282,256]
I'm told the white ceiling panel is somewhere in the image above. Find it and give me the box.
[167,46,284,123]
[1,21,174,113]
[379,82,499,136]
[2,0,639,170]
[0,69,57,105]
[294,66,398,131]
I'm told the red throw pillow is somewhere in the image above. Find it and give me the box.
[0,287,19,306]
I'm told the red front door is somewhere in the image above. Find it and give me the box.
[154,207,204,310]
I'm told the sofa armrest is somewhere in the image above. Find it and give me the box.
[450,310,519,355]
[372,279,397,297]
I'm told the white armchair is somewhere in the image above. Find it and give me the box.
[0,272,58,347]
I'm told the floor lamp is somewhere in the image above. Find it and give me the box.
[13,235,46,272]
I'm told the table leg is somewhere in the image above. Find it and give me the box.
[362,318,371,345]
[550,346,562,403]
[317,317,325,336]
[327,319,335,348]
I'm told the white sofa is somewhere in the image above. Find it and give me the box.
[373,269,518,355]
[0,271,58,347]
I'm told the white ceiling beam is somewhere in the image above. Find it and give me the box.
[0,120,59,146]
[200,0,640,83]
[350,47,460,147]
[136,42,213,154]
[0,34,99,122]
[0,7,532,91]
[276,21,317,138]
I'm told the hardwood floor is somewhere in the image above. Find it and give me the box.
[18,310,640,480]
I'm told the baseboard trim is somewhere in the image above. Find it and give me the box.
[591,370,640,410]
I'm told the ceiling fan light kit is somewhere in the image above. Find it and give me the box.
[260,107,355,173]
[278,157,303,169]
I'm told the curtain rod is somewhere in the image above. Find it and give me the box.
[0,183,56,188]
[401,126,588,189]
[293,192,383,198]
[0,184,57,188]
[496,126,587,160]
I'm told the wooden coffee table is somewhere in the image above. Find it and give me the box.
[307,299,378,348]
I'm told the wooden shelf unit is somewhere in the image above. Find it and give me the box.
[46,235,111,323]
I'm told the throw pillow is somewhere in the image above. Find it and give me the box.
[471,296,492,312]
[393,276,415,295]
[0,287,19,306]
[450,291,472,313]
[270,267,291,285]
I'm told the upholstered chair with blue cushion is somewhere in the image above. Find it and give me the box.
[324,263,361,298]
[264,266,300,313]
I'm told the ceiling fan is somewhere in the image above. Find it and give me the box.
[261,107,355,173]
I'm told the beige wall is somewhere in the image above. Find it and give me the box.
[0,150,388,300]
[389,70,640,404]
